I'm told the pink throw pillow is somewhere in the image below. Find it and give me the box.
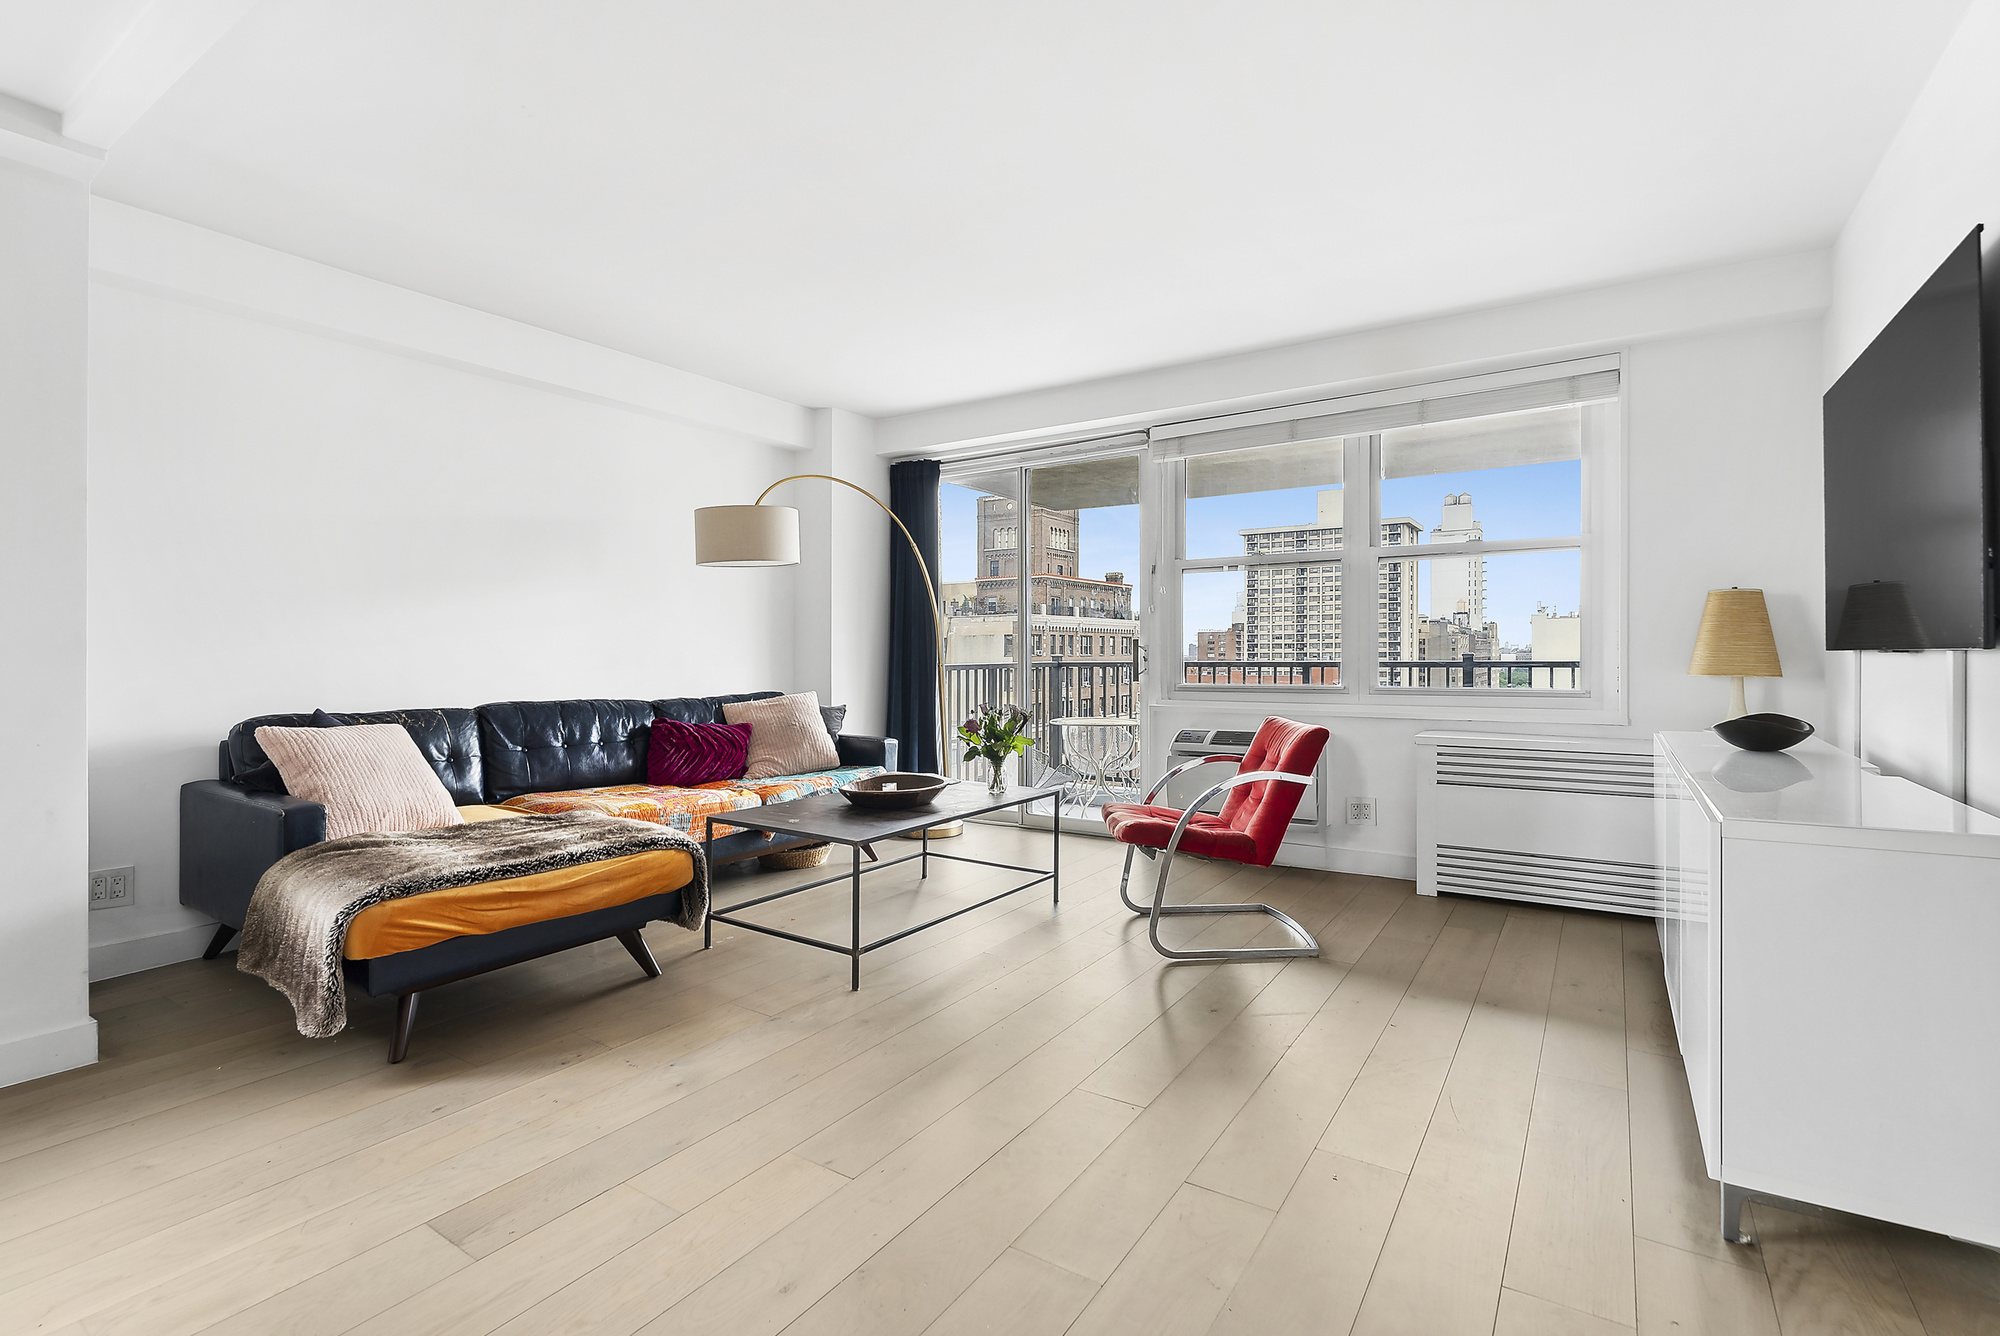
[254,723,464,842]
[648,718,752,787]
[722,691,842,781]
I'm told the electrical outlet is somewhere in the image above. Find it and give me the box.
[90,865,134,910]
[1346,797,1377,826]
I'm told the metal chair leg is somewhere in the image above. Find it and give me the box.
[1142,839,1319,962]
[1115,838,1318,964]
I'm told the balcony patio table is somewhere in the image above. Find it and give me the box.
[1048,715,1140,812]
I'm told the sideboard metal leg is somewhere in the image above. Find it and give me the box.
[1722,1182,1754,1244]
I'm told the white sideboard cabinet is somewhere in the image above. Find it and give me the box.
[1654,732,2000,1246]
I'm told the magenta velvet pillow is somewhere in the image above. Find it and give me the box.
[648,718,752,788]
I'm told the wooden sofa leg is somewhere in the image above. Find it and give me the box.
[202,924,238,960]
[390,991,421,1064]
[617,929,662,979]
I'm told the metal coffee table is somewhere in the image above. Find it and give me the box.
[702,782,1062,989]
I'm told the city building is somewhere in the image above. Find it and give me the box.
[1194,624,1242,661]
[1428,492,1486,623]
[1415,611,1502,676]
[945,497,1137,720]
[1531,604,1582,661]
[1230,488,1422,683]
[970,495,1131,621]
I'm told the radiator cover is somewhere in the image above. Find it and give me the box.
[1416,731,1669,914]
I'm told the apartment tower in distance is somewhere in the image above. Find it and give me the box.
[1427,492,1485,623]
[1231,489,1422,683]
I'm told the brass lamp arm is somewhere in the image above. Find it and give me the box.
[755,474,950,771]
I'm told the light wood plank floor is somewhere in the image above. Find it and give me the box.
[4,825,1995,1335]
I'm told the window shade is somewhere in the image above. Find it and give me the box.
[1382,403,1581,479]
[1151,366,1619,461]
[1188,437,1343,499]
[1026,455,1141,510]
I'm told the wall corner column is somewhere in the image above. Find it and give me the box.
[0,152,97,1086]
[794,409,890,736]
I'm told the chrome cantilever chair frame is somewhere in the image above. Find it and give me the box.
[1116,755,1320,963]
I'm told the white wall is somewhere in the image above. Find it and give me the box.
[85,219,822,980]
[0,155,97,1084]
[794,409,891,736]
[882,263,1831,879]
[1824,0,2000,809]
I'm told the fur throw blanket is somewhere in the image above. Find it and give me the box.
[238,811,707,1038]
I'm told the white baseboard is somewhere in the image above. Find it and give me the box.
[1275,840,1419,883]
[89,921,220,981]
[0,1016,99,1089]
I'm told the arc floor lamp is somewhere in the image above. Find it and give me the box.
[694,474,953,785]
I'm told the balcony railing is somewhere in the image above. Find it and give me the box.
[1181,658,1582,689]
[938,654,1582,804]
[1379,658,1581,689]
[1181,662,1340,686]
[942,660,1137,790]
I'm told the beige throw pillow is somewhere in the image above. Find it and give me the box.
[723,691,842,781]
[255,723,466,842]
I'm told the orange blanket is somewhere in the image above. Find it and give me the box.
[342,807,695,958]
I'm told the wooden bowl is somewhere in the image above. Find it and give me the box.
[839,772,950,809]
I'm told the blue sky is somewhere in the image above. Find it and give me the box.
[943,460,1580,655]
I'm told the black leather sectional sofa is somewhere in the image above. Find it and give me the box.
[180,693,896,1055]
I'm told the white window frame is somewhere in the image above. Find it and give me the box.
[1157,356,1627,724]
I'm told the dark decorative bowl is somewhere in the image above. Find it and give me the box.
[1712,713,1815,753]
[839,772,950,809]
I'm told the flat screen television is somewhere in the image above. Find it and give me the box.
[1823,226,1994,650]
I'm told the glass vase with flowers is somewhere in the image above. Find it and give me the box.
[957,704,1033,798]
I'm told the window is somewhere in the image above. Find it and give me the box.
[988,559,999,577]
[1161,359,1621,717]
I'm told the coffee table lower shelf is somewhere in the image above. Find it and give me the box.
[700,783,1060,990]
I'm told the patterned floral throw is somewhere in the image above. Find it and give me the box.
[499,766,886,838]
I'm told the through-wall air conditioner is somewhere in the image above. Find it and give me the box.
[1158,728,1324,827]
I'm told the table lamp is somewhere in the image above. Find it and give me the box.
[1688,587,1782,720]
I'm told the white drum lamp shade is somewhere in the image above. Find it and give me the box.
[694,505,800,566]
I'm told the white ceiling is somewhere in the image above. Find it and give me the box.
[0,0,152,110]
[3,0,1974,415]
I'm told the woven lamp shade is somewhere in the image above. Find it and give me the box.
[1688,588,1782,677]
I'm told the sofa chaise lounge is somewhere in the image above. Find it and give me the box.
[181,693,896,1057]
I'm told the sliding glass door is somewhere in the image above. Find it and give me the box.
[939,451,1144,829]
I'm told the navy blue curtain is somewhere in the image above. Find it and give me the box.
[887,459,943,773]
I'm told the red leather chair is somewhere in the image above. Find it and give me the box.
[1101,716,1329,962]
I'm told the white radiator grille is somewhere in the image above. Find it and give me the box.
[1435,843,1679,915]
[1419,733,1669,916]
[1434,743,1667,800]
